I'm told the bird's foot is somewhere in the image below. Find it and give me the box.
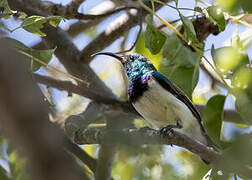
[158,124,182,137]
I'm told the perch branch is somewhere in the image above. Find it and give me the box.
[74,127,252,178]
[74,127,219,163]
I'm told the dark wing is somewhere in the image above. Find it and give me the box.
[152,72,220,149]
[151,71,202,124]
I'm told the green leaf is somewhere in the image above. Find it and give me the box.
[2,37,55,71]
[203,95,226,145]
[0,166,9,180]
[9,151,29,180]
[144,15,166,55]
[12,15,62,36]
[232,67,252,123]
[48,16,62,27]
[161,34,200,98]
[163,34,199,67]
[0,0,17,18]
[239,0,252,13]
[206,6,226,31]
[210,168,229,180]
[161,65,199,98]
[216,0,239,14]
[212,46,250,75]
[135,33,163,70]
[19,16,47,36]
[179,13,203,50]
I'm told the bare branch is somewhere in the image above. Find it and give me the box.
[64,139,97,173]
[80,0,172,64]
[34,74,124,105]
[95,144,117,180]
[74,127,252,178]
[116,8,143,54]
[74,127,218,163]
[37,0,136,20]
[32,20,101,50]
[200,63,226,88]
[9,0,121,103]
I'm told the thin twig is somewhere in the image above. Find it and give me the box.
[33,74,124,105]
[80,0,172,64]
[116,8,143,54]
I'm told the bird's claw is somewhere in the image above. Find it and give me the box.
[158,124,181,137]
[159,126,174,137]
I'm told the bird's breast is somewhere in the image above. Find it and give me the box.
[132,76,208,145]
[132,77,195,129]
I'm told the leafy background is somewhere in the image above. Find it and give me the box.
[1,0,252,179]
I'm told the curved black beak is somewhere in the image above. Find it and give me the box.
[91,52,123,63]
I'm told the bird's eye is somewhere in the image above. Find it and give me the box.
[136,68,140,72]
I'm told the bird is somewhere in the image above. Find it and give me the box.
[92,52,215,149]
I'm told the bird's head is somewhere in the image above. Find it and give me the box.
[92,52,156,78]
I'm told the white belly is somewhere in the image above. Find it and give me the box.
[132,78,207,145]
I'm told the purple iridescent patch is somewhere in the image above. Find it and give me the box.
[128,74,151,102]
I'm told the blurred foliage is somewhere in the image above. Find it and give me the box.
[0,0,16,18]
[1,37,55,72]
[1,0,252,179]
[8,151,29,180]
[216,0,252,14]
[203,95,226,146]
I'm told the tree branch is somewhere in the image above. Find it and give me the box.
[33,2,121,50]
[9,0,121,103]
[80,0,171,64]
[0,39,89,180]
[37,1,136,20]
[74,127,252,178]
[64,139,97,173]
[32,20,100,50]
[34,74,124,105]
[74,127,219,163]
[95,144,116,180]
